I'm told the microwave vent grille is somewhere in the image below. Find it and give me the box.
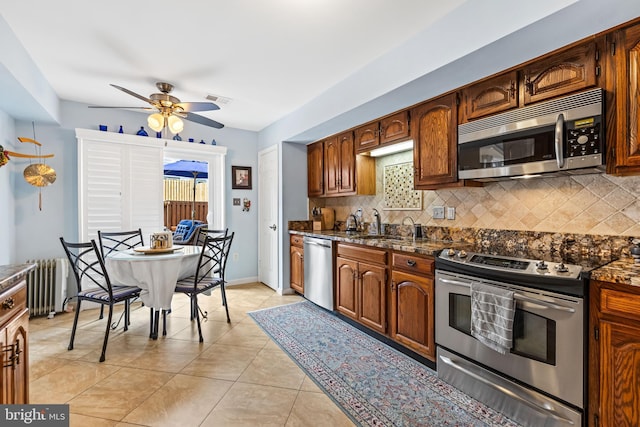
[459,88,603,136]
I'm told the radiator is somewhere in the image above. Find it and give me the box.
[26,258,68,318]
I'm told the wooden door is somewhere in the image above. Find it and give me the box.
[337,132,355,193]
[380,111,410,144]
[460,71,518,122]
[354,122,379,153]
[336,257,358,320]
[323,136,340,195]
[521,42,598,105]
[598,319,640,426]
[307,141,324,197]
[610,24,640,174]
[290,245,304,294]
[412,93,458,188]
[358,262,387,334]
[391,270,435,360]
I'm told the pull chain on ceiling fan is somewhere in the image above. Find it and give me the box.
[89,82,225,133]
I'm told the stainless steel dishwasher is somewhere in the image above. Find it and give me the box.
[303,236,334,311]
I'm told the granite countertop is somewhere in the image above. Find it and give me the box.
[0,263,36,293]
[589,257,640,287]
[290,229,639,288]
[289,230,472,257]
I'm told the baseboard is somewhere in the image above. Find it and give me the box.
[226,276,259,286]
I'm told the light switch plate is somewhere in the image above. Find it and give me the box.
[233,198,241,206]
[447,207,456,220]
[433,206,445,219]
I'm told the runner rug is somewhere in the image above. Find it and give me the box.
[249,301,520,427]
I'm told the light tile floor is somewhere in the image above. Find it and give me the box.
[28,282,355,427]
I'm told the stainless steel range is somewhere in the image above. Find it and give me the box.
[435,248,591,427]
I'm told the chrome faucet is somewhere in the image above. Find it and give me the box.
[372,208,381,235]
[402,216,416,241]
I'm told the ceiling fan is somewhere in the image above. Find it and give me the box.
[89,82,224,133]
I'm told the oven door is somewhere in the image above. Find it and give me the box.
[435,270,584,409]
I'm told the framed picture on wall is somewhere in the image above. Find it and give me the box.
[232,166,252,189]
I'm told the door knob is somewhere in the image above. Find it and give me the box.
[269,224,277,230]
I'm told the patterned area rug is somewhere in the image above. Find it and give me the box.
[249,301,521,427]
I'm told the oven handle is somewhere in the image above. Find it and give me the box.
[437,277,576,313]
[439,354,575,425]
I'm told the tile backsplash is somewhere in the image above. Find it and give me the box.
[310,151,640,237]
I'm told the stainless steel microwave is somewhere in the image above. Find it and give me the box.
[457,88,604,181]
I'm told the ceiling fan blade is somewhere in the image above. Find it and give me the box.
[184,112,225,129]
[110,84,154,104]
[175,101,220,112]
[88,105,152,110]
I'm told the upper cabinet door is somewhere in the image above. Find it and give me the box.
[323,136,340,195]
[412,93,458,188]
[354,122,379,153]
[380,111,410,144]
[460,71,518,122]
[521,42,598,105]
[307,141,324,197]
[609,23,640,174]
[337,131,355,193]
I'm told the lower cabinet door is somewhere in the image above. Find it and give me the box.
[359,262,386,334]
[290,246,304,293]
[391,270,435,360]
[336,257,358,320]
[598,319,640,427]
[1,308,29,404]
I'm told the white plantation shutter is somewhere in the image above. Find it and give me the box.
[77,130,163,243]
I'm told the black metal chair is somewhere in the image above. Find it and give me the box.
[194,228,228,248]
[60,237,141,362]
[174,232,234,342]
[97,228,144,321]
[97,228,144,259]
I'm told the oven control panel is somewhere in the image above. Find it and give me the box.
[439,249,582,279]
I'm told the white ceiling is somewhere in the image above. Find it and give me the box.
[0,0,468,132]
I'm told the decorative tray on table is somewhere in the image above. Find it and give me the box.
[132,246,184,255]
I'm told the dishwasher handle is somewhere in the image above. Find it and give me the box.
[303,238,332,249]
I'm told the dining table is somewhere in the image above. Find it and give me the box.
[105,244,202,339]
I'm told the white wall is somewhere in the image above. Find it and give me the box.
[0,110,16,264]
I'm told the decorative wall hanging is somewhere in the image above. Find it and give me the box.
[232,166,252,189]
[15,123,56,211]
[383,161,422,210]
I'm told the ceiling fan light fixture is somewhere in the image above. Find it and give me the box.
[147,113,164,132]
[167,115,184,134]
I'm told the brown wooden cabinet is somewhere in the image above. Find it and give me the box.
[0,270,30,404]
[521,41,599,106]
[390,252,435,361]
[335,243,387,334]
[589,280,640,427]
[412,93,458,188]
[308,131,375,198]
[459,71,518,122]
[606,22,640,175]
[307,141,324,197]
[354,111,410,153]
[289,235,304,294]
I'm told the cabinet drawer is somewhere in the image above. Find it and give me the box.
[392,252,434,277]
[601,288,640,322]
[290,234,304,247]
[337,243,387,265]
[0,284,27,328]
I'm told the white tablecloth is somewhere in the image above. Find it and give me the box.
[105,245,201,310]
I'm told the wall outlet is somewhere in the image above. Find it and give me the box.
[446,207,456,220]
[233,253,239,261]
[433,206,445,219]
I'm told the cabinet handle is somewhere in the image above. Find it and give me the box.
[2,297,14,310]
[509,81,516,99]
[406,259,417,267]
